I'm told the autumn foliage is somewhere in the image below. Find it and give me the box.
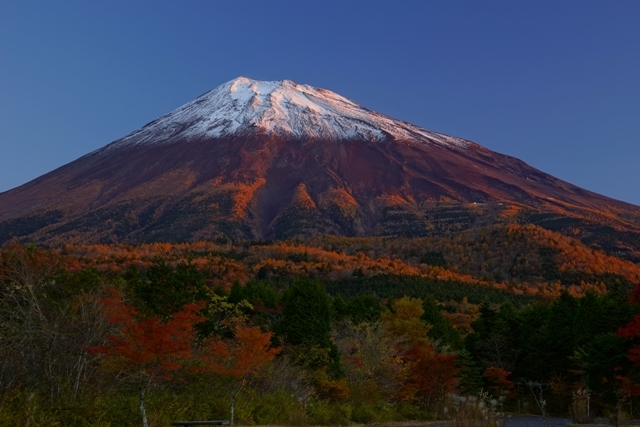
[483,367,515,397]
[616,282,640,397]
[199,324,280,424]
[89,288,204,379]
[88,288,205,427]
[201,324,281,378]
[54,223,640,301]
[403,345,458,403]
[379,298,458,404]
[3,238,640,425]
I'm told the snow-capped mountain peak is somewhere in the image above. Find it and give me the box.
[112,77,469,149]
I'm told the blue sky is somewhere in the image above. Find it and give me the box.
[1,1,639,205]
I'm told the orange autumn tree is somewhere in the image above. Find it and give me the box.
[89,288,204,427]
[381,297,459,406]
[200,324,281,425]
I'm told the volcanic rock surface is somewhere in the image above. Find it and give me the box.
[1,77,639,253]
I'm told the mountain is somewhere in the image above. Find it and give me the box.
[1,77,639,257]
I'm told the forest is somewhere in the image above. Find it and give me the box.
[2,223,640,426]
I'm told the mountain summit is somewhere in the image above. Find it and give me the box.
[1,77,639,251]
[110,77,468,147]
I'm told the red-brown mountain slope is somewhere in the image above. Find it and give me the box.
[1,77,639,254]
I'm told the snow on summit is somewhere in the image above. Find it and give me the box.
[111,77,469,149]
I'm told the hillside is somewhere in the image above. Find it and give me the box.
[1,78,639,254]
[47,224,638,300]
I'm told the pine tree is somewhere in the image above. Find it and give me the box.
[278,277,342,377]
[421,295,463,350]
[455,348,483,396]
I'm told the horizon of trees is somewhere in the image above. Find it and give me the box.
[1,236,640,426]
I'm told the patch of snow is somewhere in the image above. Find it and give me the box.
[107,77,470,150]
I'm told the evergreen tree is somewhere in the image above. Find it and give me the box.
[278,277,342,377]
[229,281,279,309]
[578,332,631,406]
[421,295,463,350]
[333,293,382,325]
[131,258,209,318]
[466,302,518,371]
[455,348,483,396]
[331,294,348,321]
[513,303,550,380]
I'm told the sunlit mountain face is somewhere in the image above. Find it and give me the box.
[1,77,639,259]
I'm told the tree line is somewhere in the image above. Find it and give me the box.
[2,241,640,426]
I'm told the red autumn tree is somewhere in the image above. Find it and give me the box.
[617,282,640,396]
[618,283,640,356]
[88,288,204,427]
[484,366,515,398]
[618,318,640,367]
[380,297,458,405]
[402,344,458,406]
[200,324,281,425]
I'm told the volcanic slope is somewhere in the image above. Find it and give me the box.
[1,77,639,255]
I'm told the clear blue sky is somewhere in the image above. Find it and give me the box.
[1,1,639,205]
